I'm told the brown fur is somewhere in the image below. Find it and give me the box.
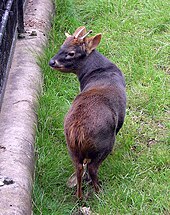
[63,36,82,46]
[64,86,119,161]
[49,26,126,199]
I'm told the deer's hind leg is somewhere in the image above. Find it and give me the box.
[88,142,114,192]
[76,162,84,199]
[71,153,84,199]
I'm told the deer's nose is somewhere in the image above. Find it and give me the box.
[49,59,56,67]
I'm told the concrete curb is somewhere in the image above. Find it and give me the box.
[0,0,54,214]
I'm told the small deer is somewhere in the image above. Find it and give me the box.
[49,26,126,199]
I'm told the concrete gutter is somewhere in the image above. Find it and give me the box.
[0,0,54,214]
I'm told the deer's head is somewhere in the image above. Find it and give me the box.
[49,26,101,73]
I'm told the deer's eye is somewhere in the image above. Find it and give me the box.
[66,51,75,59]
[68,51,75,57]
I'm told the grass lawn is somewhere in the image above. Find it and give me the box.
[33,0,170,214]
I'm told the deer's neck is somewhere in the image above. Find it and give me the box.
[77,50,124,91]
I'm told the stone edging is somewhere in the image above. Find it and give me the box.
[0,0,54,214]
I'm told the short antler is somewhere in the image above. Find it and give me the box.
[65,32,71,38]
[65,27,92,40]
[73,26,86,38]
[80,30,93,40]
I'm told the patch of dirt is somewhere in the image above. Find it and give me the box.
[24,0,49,32]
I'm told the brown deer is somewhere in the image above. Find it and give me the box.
[49,26,126,199]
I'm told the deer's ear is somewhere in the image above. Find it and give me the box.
[86,34,102,53]
[73,26,86,38]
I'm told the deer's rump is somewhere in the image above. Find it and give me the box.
[64,87,125,161]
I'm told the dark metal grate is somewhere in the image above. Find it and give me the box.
[0,0,25,108]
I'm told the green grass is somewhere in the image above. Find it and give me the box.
[33,0,170,214]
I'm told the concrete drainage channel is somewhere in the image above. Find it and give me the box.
[0,0,54,214]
